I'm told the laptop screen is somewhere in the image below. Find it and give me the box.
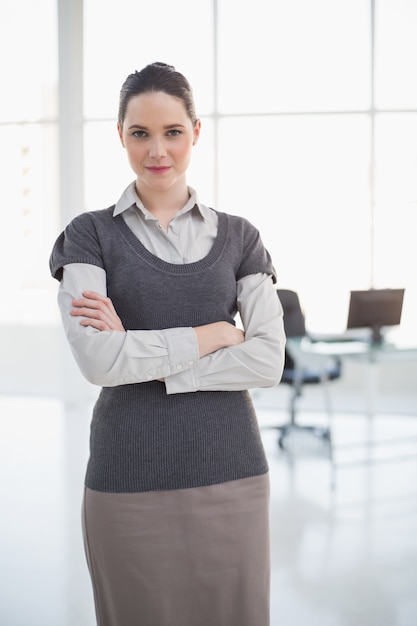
[347,288,405,343]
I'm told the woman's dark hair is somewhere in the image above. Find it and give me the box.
[118,62,198,126]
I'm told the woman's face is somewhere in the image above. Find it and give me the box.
[117,91,200,195]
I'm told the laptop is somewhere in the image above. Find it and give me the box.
[310,288,405,345]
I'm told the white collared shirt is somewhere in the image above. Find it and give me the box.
[58,182,285,394]
[113,182,218,263]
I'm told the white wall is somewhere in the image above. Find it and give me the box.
[0,326,96,403]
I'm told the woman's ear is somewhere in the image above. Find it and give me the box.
[117,123,125,147]
[193,119,201,145]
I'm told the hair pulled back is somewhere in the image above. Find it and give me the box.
[118,62,198,127]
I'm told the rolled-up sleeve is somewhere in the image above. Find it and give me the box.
[164,273,286,394]
[58,264,199,387]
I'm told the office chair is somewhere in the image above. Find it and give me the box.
[276,289,342,450]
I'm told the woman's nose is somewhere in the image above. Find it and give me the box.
[149,137,167,159]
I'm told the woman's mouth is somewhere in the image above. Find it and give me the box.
[146,166,171,175]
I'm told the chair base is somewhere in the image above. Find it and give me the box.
[277,423,331,450]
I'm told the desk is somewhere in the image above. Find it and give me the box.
[288,337,417,412]
[285,336,417,484]
[288,336,417,359]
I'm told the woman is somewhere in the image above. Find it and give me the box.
[50,62,285,626]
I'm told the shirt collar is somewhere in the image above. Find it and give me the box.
[113,181,210,221]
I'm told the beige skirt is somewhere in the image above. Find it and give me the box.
[82,474,270,626]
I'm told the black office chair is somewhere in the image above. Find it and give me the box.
[276,289,342,450]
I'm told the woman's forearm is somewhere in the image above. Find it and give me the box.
[165,274,286,394]
[60,264,244,387]
[194,322,245,357]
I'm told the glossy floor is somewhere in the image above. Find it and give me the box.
[1,395,416,626]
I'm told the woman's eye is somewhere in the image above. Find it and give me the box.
[167,129,181,136]
[132,130,147,138]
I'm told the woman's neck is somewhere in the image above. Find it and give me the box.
[135,183,190,231]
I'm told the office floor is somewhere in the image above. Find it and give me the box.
[1,394,417,626]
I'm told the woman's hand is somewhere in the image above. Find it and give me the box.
[71,291,125,332]
[194,321,245,357]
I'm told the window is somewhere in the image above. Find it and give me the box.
[217,113,371,330]
[0,0,59,324]
[83,0,214,120]
[375,0,417,109]
[217,0,371,113]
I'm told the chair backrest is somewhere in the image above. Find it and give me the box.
[277,289,306,338]
[277,289,342,382]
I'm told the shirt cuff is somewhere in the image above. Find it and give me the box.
[164,329,200,394]
[164,327,199,381]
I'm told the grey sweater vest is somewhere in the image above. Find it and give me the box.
[50,207,276,492]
